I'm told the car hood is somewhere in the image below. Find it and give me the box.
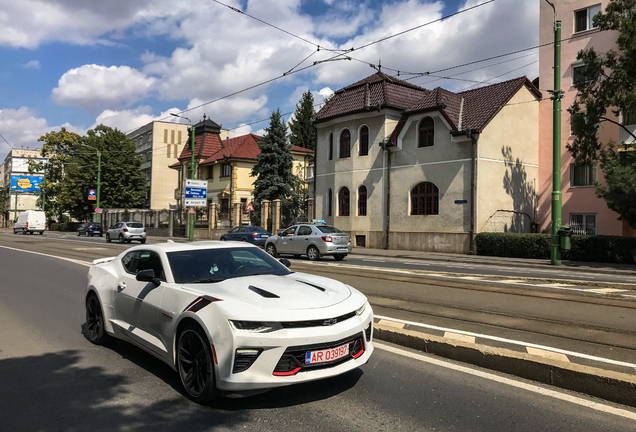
[182,273,352,310]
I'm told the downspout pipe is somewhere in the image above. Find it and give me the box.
[380,140,391,250]
[466,128,479,254]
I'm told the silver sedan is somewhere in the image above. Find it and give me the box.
[265,224,351,261]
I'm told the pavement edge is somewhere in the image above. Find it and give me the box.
[373,322,636,408]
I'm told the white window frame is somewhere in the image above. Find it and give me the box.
[574,4,601,33]
[569,214,597,235]
[570,163,596,187]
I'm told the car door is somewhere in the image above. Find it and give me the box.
[110,223,121,238]
[238,226,248,241]
[113,250,167,354]
[276,226,298,254]
[294,225,313,254]
[227,227,239,240]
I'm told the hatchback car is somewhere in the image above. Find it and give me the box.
[265,224,351,261]
[219,226,271,246]
[78,222,103,237]
[106,221,147,244]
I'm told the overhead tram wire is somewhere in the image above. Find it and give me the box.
[0,131,15,149]
[459,59,539,91]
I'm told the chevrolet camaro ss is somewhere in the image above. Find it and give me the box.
[85,241,374,404]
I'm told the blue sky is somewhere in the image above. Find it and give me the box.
[0,0,538,161]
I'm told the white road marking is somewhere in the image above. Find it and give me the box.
[374,314,636,370]
[0,244,92,267]
[363,259,386,263]
[591,288,629,293]
[403,262,430,266]
[72,247,107,251]
[375,342,636,421]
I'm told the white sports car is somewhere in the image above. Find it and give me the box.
[85,241,374,404]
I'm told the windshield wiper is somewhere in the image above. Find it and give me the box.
[190,278,226,284]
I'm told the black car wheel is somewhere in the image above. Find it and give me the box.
[140,239,146,244]
[220,237,226,241]
[177,324,217,405]
[241,238,248,242]
[85,293,111,345]
[118,234,125,244]
[333,254,346,261]
[99,233,103,237]
[307,245,321,261]
[77,231,81,236]
[85,231,89,237]
[266,243,278,258]
[106,233,111,243]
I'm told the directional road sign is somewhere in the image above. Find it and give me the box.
[185,179,208,207]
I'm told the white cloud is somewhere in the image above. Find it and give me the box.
[0,107,85,160]
[23,60,41,69]
[52,65,157,110]
[229,124,253,138]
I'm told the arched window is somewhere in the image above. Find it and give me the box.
[358,186,367,216]
[327,189,333,216]
[328,133,333,160]
[359,126,369,156]
[338,187,350,216]
[411,182,439,215]
[340,130,351,158]
[418,117,435,148]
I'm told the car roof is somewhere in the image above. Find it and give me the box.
[129,240,260,254]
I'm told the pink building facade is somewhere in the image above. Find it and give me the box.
[538,0,634,237]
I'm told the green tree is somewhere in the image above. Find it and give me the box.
[568,0,636,227]
[250,109,300,228]
[0,187,7,222]
[289,90,316,163]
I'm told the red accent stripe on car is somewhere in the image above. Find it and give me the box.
[161,312,173,320]
[183,295,223,314]
[352,343,365,359]
[273,367,302,376]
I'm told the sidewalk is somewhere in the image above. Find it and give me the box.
[350,247,636,276]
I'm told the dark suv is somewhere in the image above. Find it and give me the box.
[78,222,103,237]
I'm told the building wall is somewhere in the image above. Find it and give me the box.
[151,122,189,209]
[538,0,622,235]
[478,86,540,233]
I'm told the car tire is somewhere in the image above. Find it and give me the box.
[220,237,226,241]
[307,245,321,261]
[241,238,248,242]
[29,231,33,235]
[126,239,132,244]
[118,234,125,244]
[106,234,111,243]
[140,239,146,244]
[13,228,17,234]
[85,232,89,237]
[333,254,346,261]
[266,243,278,258]
[177,323,217,405]
[39,231,43,235]
[99,233,103,237]
[85,293,111,345]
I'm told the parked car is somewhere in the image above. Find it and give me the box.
[265,224,352,261]
[14,210,46,235]
[85,241,373,404]
[77,222,103,237]
[106,221,147,244]
[219,226,271,246]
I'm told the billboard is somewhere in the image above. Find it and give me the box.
[11,175,44,192]
[12,157,46,174]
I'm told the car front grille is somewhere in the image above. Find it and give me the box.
[279,311,356,329]
[273,333,365,376]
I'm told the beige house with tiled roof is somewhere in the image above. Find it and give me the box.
[171,118,311,227]
[312,72,541,253]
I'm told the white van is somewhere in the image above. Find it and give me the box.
[14,210,46,235]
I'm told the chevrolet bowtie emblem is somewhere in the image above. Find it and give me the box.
[322,318,337,326]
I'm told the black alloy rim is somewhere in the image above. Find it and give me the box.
[86,296,102,341]
[178,330,210,397]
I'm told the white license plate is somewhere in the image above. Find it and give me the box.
[305,342,350,364]
[337,247,348,251]
[261,235,268,237]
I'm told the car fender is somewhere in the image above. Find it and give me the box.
[172,308,223,372]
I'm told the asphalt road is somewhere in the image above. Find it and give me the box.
[12,230,636,285]
[1,236,636,430]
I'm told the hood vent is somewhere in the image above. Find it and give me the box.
[248,285,280,298]
[296,280,326,292]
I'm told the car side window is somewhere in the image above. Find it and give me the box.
[239,227,248,233]
[297,226,312,236]
[122,250,166,281]
[229,227,239,233]
[281,226,297,236]
[122,251,139,274]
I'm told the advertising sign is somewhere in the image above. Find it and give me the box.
[12,157,46,174]
[10,175,43,192]
[88,189,97,201]
[185,179,208,207]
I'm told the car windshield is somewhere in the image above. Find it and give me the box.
[127,222,144,228]
[92,223,102,227]
[317,225,343,234]
[251,227,267,233]
[167,247,290,284]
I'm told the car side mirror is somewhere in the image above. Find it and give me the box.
[279,258,292,268]
[136,269,161,287]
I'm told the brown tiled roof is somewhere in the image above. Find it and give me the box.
[178,132,223,161]
[314,72,429,123]
[199,134,311,165]
[406,87,463,129]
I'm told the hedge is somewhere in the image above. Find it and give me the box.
[475,232,636,264]
[49,222,83,232]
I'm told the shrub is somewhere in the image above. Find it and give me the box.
[475,233,551,259]
[476,232,636,264]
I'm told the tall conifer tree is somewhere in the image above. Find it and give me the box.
[289,90,316,163]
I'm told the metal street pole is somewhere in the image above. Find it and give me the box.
[550,19,563,265]
[13,191,18,222]
[41,165,46,212]
[96,151,101,223]
[171,113,195,241]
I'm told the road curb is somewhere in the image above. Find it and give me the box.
[373,320,636,408]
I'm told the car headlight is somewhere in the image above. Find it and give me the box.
[355,304,366,316]
[229,320,283,333]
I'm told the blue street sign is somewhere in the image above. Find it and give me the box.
[88,188,97,201]
[184,187,207,199]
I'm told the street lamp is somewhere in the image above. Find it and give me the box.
[171,113,196,241]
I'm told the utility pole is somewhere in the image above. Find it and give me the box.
[96,151,101,223]
[171,113,195,241]
[41,165,46,213]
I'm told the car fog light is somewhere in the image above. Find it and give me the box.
[233,348,263,373]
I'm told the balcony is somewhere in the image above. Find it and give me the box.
[306,165,314,182]
[140,161,152,170]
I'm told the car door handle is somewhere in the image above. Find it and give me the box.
[117,282,126,292]
[305,238,309,241]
